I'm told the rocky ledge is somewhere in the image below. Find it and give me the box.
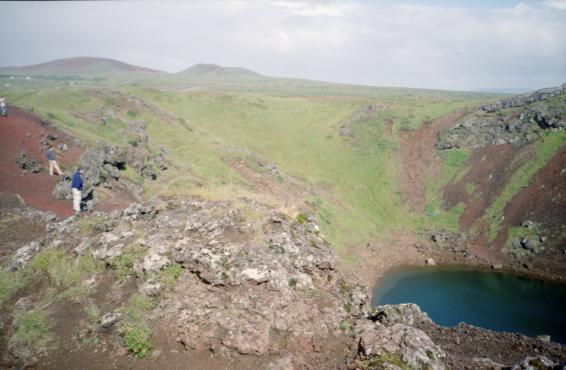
[2,198,565,369]
[437,84,565,150]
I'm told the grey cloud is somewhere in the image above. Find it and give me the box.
[0,1,564,90]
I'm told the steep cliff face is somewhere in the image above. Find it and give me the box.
[437,84,566,276]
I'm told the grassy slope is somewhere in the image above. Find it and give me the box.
[483,131,566,242]
[3,76,493,255]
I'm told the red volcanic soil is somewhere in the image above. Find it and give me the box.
[496,148,566,246]
[0,106,134,217]
[398,111,467,212]
[444,143,524,232]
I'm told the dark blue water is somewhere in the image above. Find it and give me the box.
[372,267,566,344]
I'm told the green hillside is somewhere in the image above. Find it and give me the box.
[2,65,501,259]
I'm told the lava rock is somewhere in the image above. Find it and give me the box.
[100,312,122,328]
[17,151,42,173]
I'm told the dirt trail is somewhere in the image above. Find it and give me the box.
[398,111,467,212]
[0,106,134,217]
[0,106,83,217]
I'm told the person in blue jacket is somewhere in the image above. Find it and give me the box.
[71,168,83,213]
[0,96,7,117]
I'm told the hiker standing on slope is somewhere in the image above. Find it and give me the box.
[71,168,83,213]
[47,145,62,176]
[0,96,7,117]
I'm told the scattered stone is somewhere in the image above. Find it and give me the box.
[267,356,295,370]
[140,282,164,297]
[82,277,97,289]
[355,320,445,369]
[17,151,42,173]
[14,297,34,312]
[512,240,522,249]
[150,349,162,360]
[521,220,535,229]
[100,312,122,328]
[142,253,171,273]
[521,238,539,253]
[339,124,353,137]
[8,240,44,270]
[471,357,506,369]
[41,212,57,223]
[520,355,557,369]
[426,258,436,266]
[115,347,128,356]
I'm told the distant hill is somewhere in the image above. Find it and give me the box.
[0,57,161,77]
[471,87,533,94]
[178,63,262,78]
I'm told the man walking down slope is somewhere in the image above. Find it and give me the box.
[71,168,83,213]
[47,145,62,176]
[0,96,7,117]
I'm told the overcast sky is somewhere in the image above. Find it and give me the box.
[1,0,565,90]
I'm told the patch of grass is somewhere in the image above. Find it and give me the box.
[288,277,298,288]
[0,269,23,305]
[85,303,101,323]
[26,248,63,274]
[126,110,139,118]
[123,293,156,322]
[119,294,156,358]
[295,213,308,225]
[76,215,106,235]
[10,309,56,356]
[23,249,100,304]
[121,165,144,184]
[49,254,100,288]
[504,224,542,259]
[77,303,101,346]
[339,321,352,331]
[27,249,100,288]
[111,245,146,281]
[122,324,152,358]
[425,203,438,217]
[422,148,470,231]
[355,353,410,370]
[464,182,476,195]
[485,131,566,242]
[159,262,183,286]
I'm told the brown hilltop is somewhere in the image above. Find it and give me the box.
[0,56,162,75]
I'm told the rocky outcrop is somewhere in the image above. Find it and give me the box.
[339,104,384,137]
[481,84,566,113]
[124,120,168,180]
[437,84,565,149]
[352,304,446,369]
[16,151,42,173]
[4,198,565,368]
[52,143,127,209]
[5,198,360,366]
